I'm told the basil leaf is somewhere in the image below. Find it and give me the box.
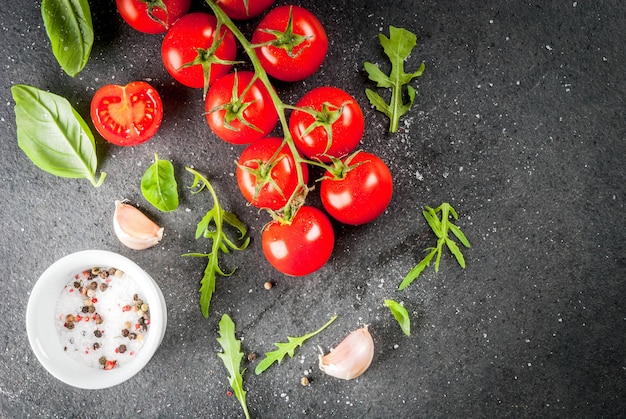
[12,84,105,187]
[384,299,411,336]
[41,0,93,77]
[141,154,179,212]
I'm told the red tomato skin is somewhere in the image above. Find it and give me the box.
[320,152,393,225]
[289,86,364,162]
[116,0,191,34]
[161,13,237,89]
[90,81,163,147]
[236,137,309,210]
[205,71,278,144]
[215,0,275,20]
[262,206,335,276]
[251,5,328,82]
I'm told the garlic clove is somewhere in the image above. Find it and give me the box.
[319,325,374,380]
[113,200,164,250]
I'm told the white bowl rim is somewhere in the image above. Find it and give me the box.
[26,250,167,389]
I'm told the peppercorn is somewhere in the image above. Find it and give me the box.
[301,377,310,387]
[133,293,139,301]
[99,356,107,365]
[108,267,117,276]
[94,329,102,338]
[65,322,75,330]
[95,314,103,324]
[86,289,96,298]
[99,282,108,292]
[140,303,149,312]
[99,270,109,279]
[93,342,100,350]
[88,306,95,314]
[128,332,137,340]
[121,328,130,337]
[81,306,90,313]
[73,281,81,289]
[118,344,127,354]
[264,281,273,290]
[91,267,101,276]
[89,281,98,290]
[65,314,75,323]
[247,352,257,362]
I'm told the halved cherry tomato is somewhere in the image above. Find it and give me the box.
[251,5,328,82]
[90,81,163,146]
[161,12,237,91]
[320,152,393,225]
[116,0,191,34]
[205,71,278,144]
[215,0,275,20]
[262,206,334,276]
[236,137,309,210]
[289,86,364,162]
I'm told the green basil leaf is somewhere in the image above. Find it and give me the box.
[384,299,411,336]
[41,0,93,77]
[141,153,179,212]
[12,84,105,187]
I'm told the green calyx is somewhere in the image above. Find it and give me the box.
[207,72,262,133]
[257,6,310,58]
[141,0,169,29]
[298,101,348,155]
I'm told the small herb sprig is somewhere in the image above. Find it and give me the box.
[217,314,251,419]
[399,203,470,290]
[364,26,425,133]
[183,167,250,318]
[255,315,337,375]
[384,299,411,336]
[141,153,179,212]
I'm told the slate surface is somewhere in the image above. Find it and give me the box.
[0,0,624,418]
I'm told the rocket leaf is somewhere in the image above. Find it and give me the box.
[364,26,425,133]
[216,314,251,419]
[255,315,337,375]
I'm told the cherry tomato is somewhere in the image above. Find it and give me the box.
[215,0,275,20]
[251,5,328,82]
[161,12,237,90]
[289,86,364,162]
[90,81,163,146]
[236,137,309,210]
[262,206,334,276]
[116,0,191,34]
[205,71,278,144]
[320,152,393,225]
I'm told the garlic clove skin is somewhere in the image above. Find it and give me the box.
[319,325,374,380]
[113,200,164,250]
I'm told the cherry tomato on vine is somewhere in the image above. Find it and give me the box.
[236,137,309,210]
[116,0,191,34]
[90,81,163,147]
[215,0,275,20]
[251,5,328,82]
[289,86,364,162]
[205,71,278,144]
[262,206,335,276]
[161,12,237,92]
[320,152,393,225]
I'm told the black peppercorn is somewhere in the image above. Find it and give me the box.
[81,306,90,313]
[93,342,100,350]
[118,344,127,354]
[121,328,130,337]
[99,282,108,292]
[128,332,137,340]
[89,281,98,290]
[94,329,102,338]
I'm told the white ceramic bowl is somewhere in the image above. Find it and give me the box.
[26,250,167,389]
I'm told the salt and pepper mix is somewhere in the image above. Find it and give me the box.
[55,267,150,370]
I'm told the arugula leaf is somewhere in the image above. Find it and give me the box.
[182,167,250,318]
[399,203,470,290]
[216,314,251,419]
[11,84,105,187]
[255,315,338,375]
[364,26,425,133]
[141,153,179,212]
[384,299,410,336]
[41,0,93,77]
